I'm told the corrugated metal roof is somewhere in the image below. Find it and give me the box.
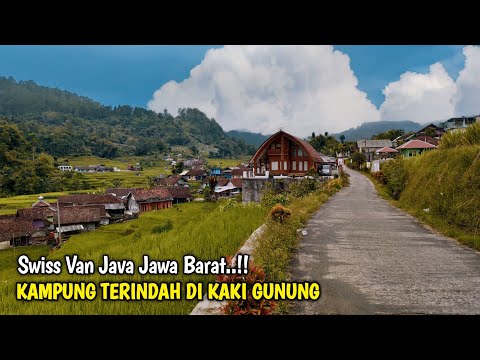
[56,224,84,233]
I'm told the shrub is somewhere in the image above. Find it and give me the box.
[382,157,408,200]
[372,171,386,184]
[217,257,277,315]
[151,220,173,234]
[288,178,319,198]
[269,204,291,223]
[323,178,343,195]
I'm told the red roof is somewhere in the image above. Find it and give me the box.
[231,168,250,176]
[396,139,436,150]
[215,177,230,186]
[185,169,207,177]
[58,194,124,205]
[376,146,398,153]
[164,187,193,200]
[292,136,324,163]
[0,217,37,242]
[105,188,141,197]
[131,188,173,202]
[155,176,182,186]
[229,178,243,188]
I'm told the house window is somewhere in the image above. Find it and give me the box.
[271,143,275,149]
[299,161,303,171]
[298,149,303,157]
[271,162,279,170]
[292,161,296,171]
[276,143,281,149]
[284,161,288,171]
[304,161,308,171]
[412,150,417,157]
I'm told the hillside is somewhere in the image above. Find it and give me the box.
[0,77,254,158]
[333,120,423,141]
[227,130,270,147]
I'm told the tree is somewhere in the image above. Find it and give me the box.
[350,152,366,170]
[312,132,316,139]
[172,161,184,175]
[339,134,345,144]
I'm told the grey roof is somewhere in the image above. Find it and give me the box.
[356,139,392,149]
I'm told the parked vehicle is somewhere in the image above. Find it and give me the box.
[320,164,332,175]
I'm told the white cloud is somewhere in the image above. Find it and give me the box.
[379,63,457,123]
[454,45,480,116]
[148,45,379,136]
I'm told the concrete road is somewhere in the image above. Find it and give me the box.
[290,168,480,314]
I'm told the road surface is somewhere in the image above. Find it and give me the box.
[290,168,480,314]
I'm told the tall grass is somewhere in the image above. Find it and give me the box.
[0,202,267,314]
[370,144,480,250]
[438,123,480,149]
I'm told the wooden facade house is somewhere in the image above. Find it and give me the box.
[165,186,194,204]
[0,216,38,249]
[250,130,324,177]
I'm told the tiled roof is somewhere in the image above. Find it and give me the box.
[356,139,393,149]
[185,169,207,176]
[231,167,250,176]
[229,178,243,188]
[0,217,38,242]
[55,205,106,225]
[215,177,230,187]
[413,135,439,146]
[376,146,398,153]
[165,187,193,200]
[132,188,173,202]
[155,176,182,186]
[105,188,141,197]
[292,136,324,163]
[58,194,124,205]
[396,139,436,150]
[17,207,56,221]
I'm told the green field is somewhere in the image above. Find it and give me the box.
[206,157,250,168]
[0,191,94,215]
[0,201,268,314]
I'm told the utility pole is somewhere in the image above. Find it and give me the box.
[56,201,62,245]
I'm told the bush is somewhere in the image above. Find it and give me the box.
[151,220,173,234]
[288,178,319,198]
[372,171,386,184]
[217,257,277,315]
[439,123,480,149]
[382,157,408,200]
[269,204,291,223]
[339,169,350,187]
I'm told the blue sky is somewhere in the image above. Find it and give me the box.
[0,45,464,108]
[0,45,477,135]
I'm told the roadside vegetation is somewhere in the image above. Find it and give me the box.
[367,124,480,251]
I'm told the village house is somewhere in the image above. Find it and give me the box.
[356,139,393,162]
[154,175,188,187]
[440,115,480,132]
[74,165,114,173]
[105,188,173,214]
[16,196,110,241]
[165,186,194,204]
[230,167,250,178]
[214,178,243,197]
[57,194,125,221]
[396,139,436,158]
[57,165,72,171]
[393,124,445,147]
[0,216,38,249]
[183,158,204,169]
[376,146,398,160]
[184,169,208,181]
[250,130,324,177]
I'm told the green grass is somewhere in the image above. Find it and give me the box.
[206,157,250,168]
[364,146,480,251]
[0,202,268,314]
[0,191,92,215]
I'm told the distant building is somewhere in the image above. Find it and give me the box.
[356,139,393,162]
[0,216,37,249]
[184,169,208,181]
[375,146,398,160]
[165,186,194,204]
[58,165,72,171]
[250,130,324,177]
[440,115,480,132]
[74,165,114,172]
[155,175,188,187]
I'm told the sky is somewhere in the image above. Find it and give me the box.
[0,45,478,136]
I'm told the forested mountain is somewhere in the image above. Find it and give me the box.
[333,121,423,141]
[0,77,254,159]
[227,130,270,147]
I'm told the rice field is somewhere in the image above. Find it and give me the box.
[0,201,268,314]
